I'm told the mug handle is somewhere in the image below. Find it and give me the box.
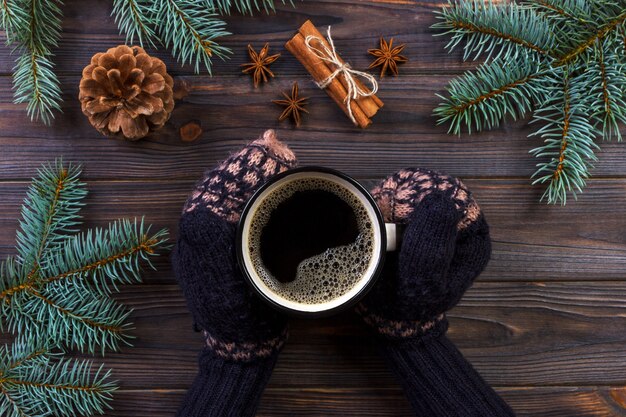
[384,223,404,252]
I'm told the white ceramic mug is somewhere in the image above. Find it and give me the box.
[236,167,401,317]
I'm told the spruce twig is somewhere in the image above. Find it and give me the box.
[530,69,599,204]
[12,0,63,124]
[0,0,25,43]
[434,58,549,134]
[112,0,157,47]
[154,0,231,74]
[0,338,116,417]
[0,160,169,416]
[433,0,626,204]
[433,0,557,61]
[207,0,286,16]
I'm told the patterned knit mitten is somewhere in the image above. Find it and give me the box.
[172,130,297,417]
[356,168,515,417]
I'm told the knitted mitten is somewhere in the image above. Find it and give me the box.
[357,168,515,417]
[173,130,297,417]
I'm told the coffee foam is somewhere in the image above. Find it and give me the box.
[248,177,375,305]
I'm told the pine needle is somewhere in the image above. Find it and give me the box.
[0,161,169,415]
[434,58,550,135]
[530,69,599,204]
[10,0,63,124]
[0,338,117,417]
[433,0,626,204]
[154,0,231,74]
[433,0,557,61]
[112,0,157,47]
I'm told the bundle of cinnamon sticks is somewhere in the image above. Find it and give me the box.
[286,20,383,128]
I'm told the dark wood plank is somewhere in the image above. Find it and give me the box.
[106,386,626,417]
[271,386,626,417]
[33,281,626,389]
[1,0,625,415]
[0,0,476,76]
[0,75,625,180]
[2,178,625,282]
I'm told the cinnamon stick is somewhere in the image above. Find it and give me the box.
[285,33,371,128]
[298,20,383,117]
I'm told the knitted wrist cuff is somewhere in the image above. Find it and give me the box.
[203,327,288,362]
[355,303,447,341]
[176,347,279,417]
[379,334,515,417]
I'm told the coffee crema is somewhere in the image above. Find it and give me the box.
[247,177,375,305]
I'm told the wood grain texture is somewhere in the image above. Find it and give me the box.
[6,281,620,415]
[0,282,615,388]
[2,179,625,282]
[59,282,621,389]
[0,75,624,181]
[1,0,626,415]
[106,387,626,417]
[0,1,476,76]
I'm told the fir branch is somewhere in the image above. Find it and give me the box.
[2,220,168,353]
[12,52,62,125]
[530,71,599,204]
[206,0,284,16]
[17,0,62,55]
[1,345,48,375]
[433,0,556,61]
[0,340,116,417]
[1,283,132,354]
[434,58,550,134]
[43,219,169,294]
[15,160,85,277]
[154,0,231,74]
[1,161,169,355]
[0,0,25,43]
[527,0,592,26]
[112,0,157,47]
[587,37,626,141]
[434,0,626,203]
[24,287,132,353]
[555,9,626,66]
[526,0,594,55]
[10,0,63,124]
[0,257,22,302]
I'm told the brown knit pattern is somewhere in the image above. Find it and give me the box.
[184,130,297,222]
[370,168,481,230]
[204,328,288,361]
[355,304,447,340]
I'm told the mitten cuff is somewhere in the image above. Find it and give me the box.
[355,303,447,341]
[379,334,515,417]
[203,327,288,363]
[176,347,280,417]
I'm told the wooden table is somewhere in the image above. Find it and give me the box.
[1,1,626,416]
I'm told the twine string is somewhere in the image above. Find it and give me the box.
[304,26,378,124]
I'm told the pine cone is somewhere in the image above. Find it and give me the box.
[79,45,175,140]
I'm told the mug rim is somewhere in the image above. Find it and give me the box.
[236,166,386,318]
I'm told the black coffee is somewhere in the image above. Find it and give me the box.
[260,190,359,283]
[247,176,375,305]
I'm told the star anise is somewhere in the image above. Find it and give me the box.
[241,43,281,88]
[273,82,309,127]
[368,37,408,78]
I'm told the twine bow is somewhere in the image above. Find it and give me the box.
[305,26,378,125]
